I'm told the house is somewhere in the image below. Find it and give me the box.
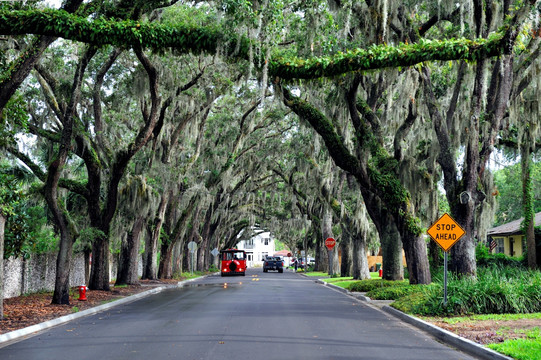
[236,231,275,268]
[486,212,541,257]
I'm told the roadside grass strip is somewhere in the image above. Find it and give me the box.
[487,327,541,360]
[304,271,330,277]
[321,276,353,284]
[421,312,541,325]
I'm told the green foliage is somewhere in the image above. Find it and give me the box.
[24,206,58,255]
[367,284,436,301]
[78,227,105,242]
[0,8,510,81]
[1,167,30,258]
[493,161,541,226]
[4,203,59,258]
[0,9,254,63]
[392,266,541,316]
[346,279,408,292]
[208,264,219,273]
[0,93,28,147]
[274,240,287,251]
[487,328,541,360]
[271,35,505,79]
[476,243,525,268]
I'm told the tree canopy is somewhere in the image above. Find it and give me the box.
[1,0,540,306]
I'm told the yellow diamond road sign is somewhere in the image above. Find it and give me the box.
[427,213,466,252]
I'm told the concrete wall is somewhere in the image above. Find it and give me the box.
[3,253,86,299]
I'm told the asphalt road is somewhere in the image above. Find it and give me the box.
[0,268,477,360]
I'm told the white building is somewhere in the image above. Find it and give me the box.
[236,231,275,268]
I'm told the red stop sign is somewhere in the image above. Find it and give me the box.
[325,237,336,250]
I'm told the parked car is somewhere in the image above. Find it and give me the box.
[263,256,284,273]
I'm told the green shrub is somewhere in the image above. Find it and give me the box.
[391,286,441,314]
[476,243,525,269]
[208,264,219,272]
[347,279,408,292]
[367,284,432,300]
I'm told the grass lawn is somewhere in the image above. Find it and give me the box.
[305,272,381,280]
[487,327,541,360]
[303,271,329,277]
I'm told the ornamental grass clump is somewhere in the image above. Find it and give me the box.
[392,266,541,316]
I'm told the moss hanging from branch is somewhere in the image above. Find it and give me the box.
[281,86,423,236]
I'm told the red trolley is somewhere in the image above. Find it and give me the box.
[220,249,247,277]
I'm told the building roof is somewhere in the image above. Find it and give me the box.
[274,250,291,257]
[487,212,541,237]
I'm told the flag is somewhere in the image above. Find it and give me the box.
[489,237,497,252]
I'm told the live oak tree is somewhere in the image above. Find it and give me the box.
[420,0,540,276]
[1,0,540,295]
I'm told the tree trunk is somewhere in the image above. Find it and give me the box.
[305,228,313,272]
[321,207,333,274]
[84,250,91,285]
[449,204,477,276]
[0,213,5,319]
[352,230,370,280]
[380,211,403,280]
[52,229,75,303]
[89,229,110,291]
[116,215,144,285]
[142,193,168,280]
[428,240,442,269]
[340,231,351,277]
[158,241,174,279]
[401,230,431,284]
[173,241,182,275]
[522,140,538,270]
[182,242,190,272]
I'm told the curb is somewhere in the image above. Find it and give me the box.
[0,275,209,345]
[319,281,513,360]
[382,306,513,360]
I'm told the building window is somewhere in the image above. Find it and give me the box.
[264,239,269,246]
[247,254,253,261]
[495,238,505,254]
[261,252,268,260]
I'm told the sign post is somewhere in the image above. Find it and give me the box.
[210,248,219,269]
[427,213,466,306]
[325,237,336,276]
[187,241,198,275]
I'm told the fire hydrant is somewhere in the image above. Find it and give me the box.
[378,268,383,277]
[78,285,87,301]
